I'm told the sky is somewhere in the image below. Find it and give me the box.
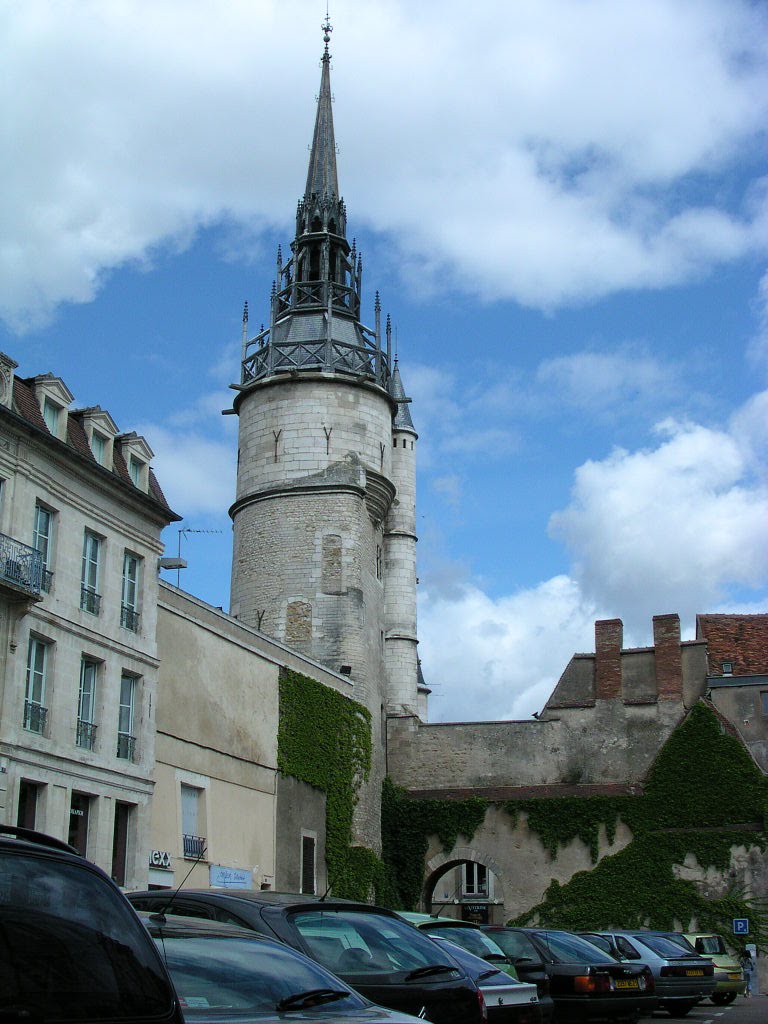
[3,0,767,722]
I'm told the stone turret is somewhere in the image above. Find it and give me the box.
[228,21,420,849]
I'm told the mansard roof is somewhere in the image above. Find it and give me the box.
[10,375,179,522]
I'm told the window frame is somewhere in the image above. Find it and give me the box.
[24,635,50,734]
[76,657,99,750]
[117,672,137,761]
[121,551,142,631]
[81,529,102,614]
[33,501,55,592]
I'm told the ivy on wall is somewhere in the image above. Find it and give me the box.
[382,702,768,943]
[381,776,488,910]
[277,668,392,901]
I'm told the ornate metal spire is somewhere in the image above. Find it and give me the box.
[238,21,390,391]
[304,15,339,201]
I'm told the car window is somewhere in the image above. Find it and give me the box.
[487,930,540,961]
[291,910,460,978]
[694,936,726,955]
[426,926,507,961]
[0,852,175,1021]
[153,932,366,1014]
[582,934,613,955]
[532,931,615,963]
[632,934,698,958]
[616,937,642,960]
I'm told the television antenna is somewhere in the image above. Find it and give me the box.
[159,527,223,588]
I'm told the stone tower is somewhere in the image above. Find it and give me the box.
[228,21,422,847]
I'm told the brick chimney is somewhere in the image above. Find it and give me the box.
[653,613,683,701]
[595,619,623,699]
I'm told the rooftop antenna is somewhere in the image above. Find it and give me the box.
[165,527,224,588]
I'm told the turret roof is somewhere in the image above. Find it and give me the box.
[390,359,416,432]
[305,18,339,201]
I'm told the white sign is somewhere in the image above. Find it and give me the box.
[149,850,172,869]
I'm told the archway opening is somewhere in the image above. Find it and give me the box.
[423,856,506,925]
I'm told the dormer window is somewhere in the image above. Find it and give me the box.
[43,398,60,435]
[91,431,107,466]
[128,456,144,488]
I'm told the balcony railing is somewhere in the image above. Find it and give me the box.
[182,834,207,860]
[0,534,43,598]
[120,605,140,632]
[76,719,97,750]
[116,732,136,761]
[80,585,101,615]
[23,700,47,734]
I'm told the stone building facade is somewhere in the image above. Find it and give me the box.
[0,353,179,889]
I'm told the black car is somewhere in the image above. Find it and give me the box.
[142,911,425,1023]
[0,825,183,1024]
[127,889,485,1024]
[482,927,656,1022]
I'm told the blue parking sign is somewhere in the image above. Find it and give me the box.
[733,918,749,935]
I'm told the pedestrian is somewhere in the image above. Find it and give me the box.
[740,947,755,997]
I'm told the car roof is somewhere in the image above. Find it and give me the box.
[398,912,481,930]
[0,824,80,858]
[138,911,276,940]
[130,888,405,917]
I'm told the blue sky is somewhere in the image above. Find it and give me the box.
[3,0,767,720]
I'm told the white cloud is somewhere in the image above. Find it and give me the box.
[138,422,236,517]
[418,576,600,722]
[549,410,768,633]
[3,0,768,328]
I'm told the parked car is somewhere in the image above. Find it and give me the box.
[397,912,518,977]
[141,911,427,1023]
[482,926,656,1022]
[579,931,716,1016]
[0,825,183,1024]
[127,889,485,1024]
[681,933,745,1004]
[429,935,543,1024]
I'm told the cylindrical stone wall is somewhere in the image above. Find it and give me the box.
[384,426,419,712]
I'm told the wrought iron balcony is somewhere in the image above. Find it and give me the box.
[116,732,136,761]
[182,834,207,860]
[23,700,47,734]
[80,585,101,614]
[120,605,140,632]
[76,719,97,750]
[0,534,43,599]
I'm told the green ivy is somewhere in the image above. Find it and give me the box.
[381,776,488,909]
[278,668,386,900]
[382,703,768,946]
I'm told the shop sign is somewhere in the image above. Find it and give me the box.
[210,865,253,889]
[149,850,172,869]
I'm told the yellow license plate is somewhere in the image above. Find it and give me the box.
[728,973,742,981]
[615,980,639,989]
[685,970,703,977]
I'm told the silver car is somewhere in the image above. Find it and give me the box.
[580,931,716,1017]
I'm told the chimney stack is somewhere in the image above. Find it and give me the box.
[653,614,683,701]
[595,619,623,699]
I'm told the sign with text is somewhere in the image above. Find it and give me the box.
[210,865,253,889]
[733,918,749,935]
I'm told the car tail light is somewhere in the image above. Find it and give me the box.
[477,986,488,1021]
[574,973,612,994]
[642,968,655,993]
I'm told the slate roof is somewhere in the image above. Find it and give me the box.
[10,376,179,522]
[696,614,768,676]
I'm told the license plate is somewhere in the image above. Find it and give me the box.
[728,973,742,981]
[685,970,703,977]
[615,980,639,989]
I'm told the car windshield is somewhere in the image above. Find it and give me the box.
[582,934,614,955]
[533,931,616,963]
[0,852,174,1021]
[427,926,508,961]
[632,934,699,958]
[153,932,364,1013]
[485,930,541,962]
[694,936,726,955]
[291,910,459,979]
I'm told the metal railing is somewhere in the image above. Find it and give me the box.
[0,534,43,597]
[80,585,101,614]
[120,605,140,632]
[116,732,136,761]
[76,719,97,750]
[23,700,47,734]
[182,834,207,860]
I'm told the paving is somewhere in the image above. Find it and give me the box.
[660,995,766,1024]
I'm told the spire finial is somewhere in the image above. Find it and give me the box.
[322,8,332,60]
